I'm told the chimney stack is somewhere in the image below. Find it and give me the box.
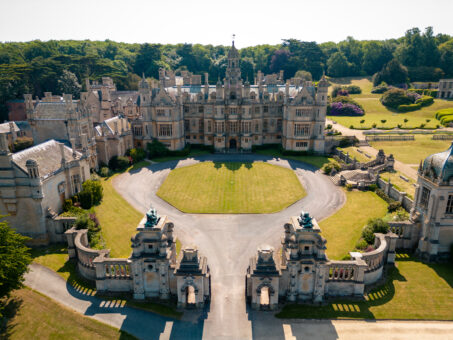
[59,143,66,166]
[70,138,77,158]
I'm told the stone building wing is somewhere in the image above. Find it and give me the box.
[12,139,82,179]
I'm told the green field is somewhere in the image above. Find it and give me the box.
[337,146,372,163]
[157,162,306,214]
[379,170,416,198]
[328,77,453,129]
[319,190,388,260]
[1,288,136,340]
[276,254,453,320]
[369,134,452,165]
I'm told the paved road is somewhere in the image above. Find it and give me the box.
[25,263,453,340]
[114,154,345,339]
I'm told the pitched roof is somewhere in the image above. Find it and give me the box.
[12,139,81,179]
[34,101,78,119]
[0,122,19,134]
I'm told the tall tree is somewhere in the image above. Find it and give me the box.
[0,219,32,298]
[57,70,81,97]
[134,43,162,78]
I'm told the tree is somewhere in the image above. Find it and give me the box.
[373,59,408,86]
[78,180,103,209]
[269,49,290,74]
[294,70,312,81]
[134,43,163,78]
[57,70,81,98]
[327,52,352,77]
[0,219,32,298]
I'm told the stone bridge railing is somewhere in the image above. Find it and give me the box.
[65,227,110,281]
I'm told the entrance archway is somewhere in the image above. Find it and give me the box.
[229,138,237,150]
[186,285,196,307]
[259,286,270,310]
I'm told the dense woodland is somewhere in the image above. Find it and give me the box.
[0,26,452,121]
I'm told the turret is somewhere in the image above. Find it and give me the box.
[24,94,34,120]
[316,73,329,106]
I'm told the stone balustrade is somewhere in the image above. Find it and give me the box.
[352,232,398,285]
[65,227,110,281]
[93,256,133,292]
[388,221,420,249]
[324,259,367,297]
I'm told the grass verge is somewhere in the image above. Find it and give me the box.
[0,288,137,340]
[276,254,453,320]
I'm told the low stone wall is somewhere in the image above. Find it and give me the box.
[65,228,110,281]
[94,255,133,292]
[47,215,76,243]
[388,221,420,249]
[352,233,398,285]
[376,177,414,212]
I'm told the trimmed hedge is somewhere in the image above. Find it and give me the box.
[415,95,434,107]
[397,103,422,112]
[380,88,412,109]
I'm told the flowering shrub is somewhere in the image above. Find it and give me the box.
[328,101,364,116]
[406,91,422,103]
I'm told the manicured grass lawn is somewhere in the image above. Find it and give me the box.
[276,254,453,320]
[369,134,452,165]
[379,170,416,198]
[1,288,136,340]
[157,162,306,214]
[30,244,95,292]
[254,147,333,169]
[319,190,388,260]
[328,77,453,129]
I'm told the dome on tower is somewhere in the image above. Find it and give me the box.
[421,142,453,182]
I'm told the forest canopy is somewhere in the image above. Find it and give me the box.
[0,27,452,121]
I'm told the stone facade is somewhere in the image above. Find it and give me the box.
[132,42,327,153]
[246,211,397,310]
[94,116,133,165]
[0,137,88,244]
[25,92,98,169]
[67,208,210,308]
[438,79,453,99]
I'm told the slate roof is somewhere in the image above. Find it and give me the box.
[34,101,78,119]
[12,139,81,179]
[95,116,130,136]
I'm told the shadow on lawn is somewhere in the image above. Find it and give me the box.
[0,295,22,339]
[275,265,406,320]
[213,161,253,171]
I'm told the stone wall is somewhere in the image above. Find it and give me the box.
[388,221,420,249]
[376,177,414,212]
[94,254,133,292]
[65,227,110,281]
[324,259,367,297]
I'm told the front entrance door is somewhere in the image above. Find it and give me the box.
[229,138,237,150]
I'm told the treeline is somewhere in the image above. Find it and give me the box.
[1,26,452,121]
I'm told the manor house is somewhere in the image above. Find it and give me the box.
[131,41,328,153]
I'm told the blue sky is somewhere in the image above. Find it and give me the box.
[1,0,452,47]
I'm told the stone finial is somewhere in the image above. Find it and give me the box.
[70,138,77,158]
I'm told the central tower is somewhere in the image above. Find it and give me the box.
[225,40,242,86]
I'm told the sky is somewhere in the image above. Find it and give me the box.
[1,0,452,47]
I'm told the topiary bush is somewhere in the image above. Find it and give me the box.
[415,95,434,107]
[99,166,110,177]
[108,155,130,171]
[380,88,412,109]
[78,180,103,209]
[397,103,422,112]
